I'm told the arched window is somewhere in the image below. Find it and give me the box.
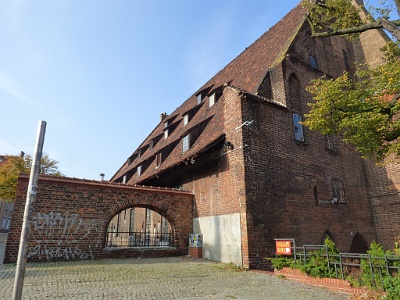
[105,207,173,248]
[350,233,369,253]
[288,74,301,113]
[321,230,336,245]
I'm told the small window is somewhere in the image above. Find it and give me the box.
[325,135,337,153]
[149,140,153,151]
[137,165,142,177]
[122,175,127,184]
[164,129,169,139]
[309,55,317,69]
[209,93,215,107]
[137,150,141,158]
[164,120,169,128]
[183,114,189,126]
[331,179,345,204]
[127,157,133,166]
[182,134,190,152]
[293,113,304,142]
[342,50,350,69]
[156,153,162,168]
[197,93,203,105]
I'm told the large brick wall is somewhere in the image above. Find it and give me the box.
[365,159,400,249]
[237,22,378,269]
[5,174,193,263]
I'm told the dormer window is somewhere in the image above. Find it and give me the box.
[197,93,203,105]
[182,134,190,152]
[164,120,169,128]
[137,150,141,158]
[149,140,153,151]
[183,113,189,126]
[209,93,215,107]
[122,175,127,184]
[137,165,142,177]
[309,55,317,69]
[156,153,162,168]
[164,129,169,139]
[127,157,133,166]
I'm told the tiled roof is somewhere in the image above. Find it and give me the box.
[111,2,307,183]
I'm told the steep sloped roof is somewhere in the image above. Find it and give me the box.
[111,2,307,183]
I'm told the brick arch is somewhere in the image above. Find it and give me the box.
[4,174,194,263]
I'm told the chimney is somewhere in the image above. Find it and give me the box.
[160,113,168,122]
[20,151,25,158]
[100,173,105,181]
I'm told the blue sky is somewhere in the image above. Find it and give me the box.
[0,0,382,180]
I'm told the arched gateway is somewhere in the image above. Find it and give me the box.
[4,174,193,262]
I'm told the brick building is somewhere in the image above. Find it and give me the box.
[111,1,399,269]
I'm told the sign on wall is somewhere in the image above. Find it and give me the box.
[275,239,292,255]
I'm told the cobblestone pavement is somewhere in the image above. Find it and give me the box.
[0,256,351,300]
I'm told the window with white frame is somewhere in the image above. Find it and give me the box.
[137,165,142,177]
[164,129,169,139]
[197,93,203,105]
[209,93,215,107]
[182,134,190,152]
[183,113,189,126]
[293,113,304,142]
[156,153,162,168]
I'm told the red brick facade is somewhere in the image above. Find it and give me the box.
[4,174,193,262]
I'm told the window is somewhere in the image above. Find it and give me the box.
[293,113,304,142]
[331,179,345,204]
[209,93,215,107]
[137,150,141,158]
[122,175,127,184]
[127,157,133,166]
[183,113,189,126]
[325,135,337,153]
[164,129,169,139]
[164,120,169,128]
[342,50,350,69]
[156,153,162,168]
[149,140,153,151]
[197,93,203,105]
[309,54,317,69]
[137,165,142,177]
[182,134,190,152]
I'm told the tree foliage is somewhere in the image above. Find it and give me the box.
[0,153,63,202]
[302,0,400,161]
[302,0,400,40]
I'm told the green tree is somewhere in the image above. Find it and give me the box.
[302,0,400,161]
[302,0,400,40]
[0,153,63,202]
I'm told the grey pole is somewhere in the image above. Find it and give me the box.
[12,120,47,300]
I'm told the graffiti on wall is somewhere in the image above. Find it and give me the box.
[27,212,105,260]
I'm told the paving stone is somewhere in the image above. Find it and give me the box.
[0,256,350,299]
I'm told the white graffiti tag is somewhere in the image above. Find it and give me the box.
[28,211,105,260]
[31,212,104,242]
[27,244,94,260]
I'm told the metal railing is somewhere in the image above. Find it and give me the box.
[291,245,400,290]
[105,231,176,248]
